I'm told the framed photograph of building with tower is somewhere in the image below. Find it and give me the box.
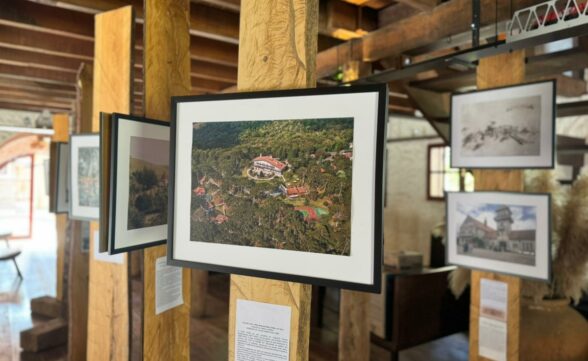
[450,80,555,169]
[168,85,388,292]
[446,191,551,281]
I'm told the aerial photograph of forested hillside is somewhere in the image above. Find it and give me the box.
[190,117,354,256]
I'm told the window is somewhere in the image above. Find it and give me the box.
[427,144,474,200]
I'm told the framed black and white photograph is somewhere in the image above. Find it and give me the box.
[107,113,169,254]
[450,80,555,169]
[168,84,388,292]
[70,134,100,221]
[446,191,551,281]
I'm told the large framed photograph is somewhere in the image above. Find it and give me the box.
[446,192,551,281]
[107,113,169,254]
[169,85,388,292]
[51,142,70,213]
[70,134,100,221]
[450,80,555,169]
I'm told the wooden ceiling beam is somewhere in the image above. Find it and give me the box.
[393,0,440,12]
[0,46,83,73]
[0,96,72,109]
[317,0,543,77]
[191,0,241,12]
[0,0,93,41]
[0,101,70,113]
[0,75,76,95]
[0,25,93,61]
[0,63,76,86]
[0,88,74,103]
[319,0,377,40]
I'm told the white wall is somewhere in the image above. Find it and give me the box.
[383,116,445,265]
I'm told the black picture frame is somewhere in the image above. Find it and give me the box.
[449,79,556,169]
[49,141,70,214]
[69,133,100,221]
[107,113,170,254]
[445,191,552,282]
[168,84,388,293]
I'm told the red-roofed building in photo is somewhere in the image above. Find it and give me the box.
[253,155,287,177]
[279,184,308,198]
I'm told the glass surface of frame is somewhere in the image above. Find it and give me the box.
[446,191,551,281]
[69,134,100,221]
[108,113,170,254]
[450,80,556,169]
[168,85,388,292]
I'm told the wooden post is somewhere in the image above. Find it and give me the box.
[66,62,93,361]
[191,269,208,317]
[86,7,133,361]
[469,50,525,361]
[228,1,318,360]
[338,59,372,361]
[142,0,191,360]
[52,113,69,302]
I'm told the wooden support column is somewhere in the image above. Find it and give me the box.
[142,0,191,360]
[53,113,69,302]
[469,50,525,361]
[228,1,318,361]
[338,59,372,361]
[191,269,208,317]
[86,7,133,361]
[66,62,92,361]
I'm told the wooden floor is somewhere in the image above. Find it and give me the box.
[0,211,468,361]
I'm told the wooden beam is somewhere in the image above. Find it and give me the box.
[192,0,241,12]
[393,0,439,12]
[317,0,542,77]
[0,96,72,110]
[0,63,76,85]
[0,0,94,41]
[190,36,238,67]
[0,76,76,96]
[0,88,74,103]
[557,100,588,117]
[86,6,133,361]
[190,59,237,82]
[319,0,377,40]
[0,25,93,61]
[143,0,191,360]
[228,1,318,361]
[0,46,82,73]
[0,101,69,113]
[190,3,239,43]
[378,3,421,27]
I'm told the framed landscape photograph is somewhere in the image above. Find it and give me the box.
[450,80,555,169]
[70,134,100,221]
[49,142,69,213]
[446,192,551,281]
[169,84,388,292]
[107,113,170,254]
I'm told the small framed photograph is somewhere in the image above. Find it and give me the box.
[49,142,70,213]
[450,80,555,169]
[446,191,551,281]
[169,85,388,292]
[70,134,100,221]
[106,113,170,254]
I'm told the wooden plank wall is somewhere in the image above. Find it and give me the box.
[52,113,69,302]
[142,0,191,360]
[227,1,318,360]
[469,50,525,361]
[66,62,93,361]
[86,7,133,361]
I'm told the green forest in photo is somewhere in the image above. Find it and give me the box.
[127,136,169,230]
[190,118,354,256]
